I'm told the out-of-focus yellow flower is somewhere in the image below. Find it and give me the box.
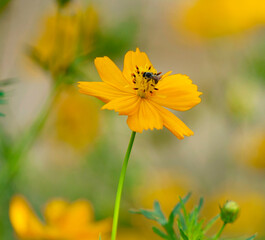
[204,190,265,236]
[79,6,99,55]
[32,11,79,75]
[10,195,111,240]
[177,0,265,39]
[55,86,99,150]
[31,4,98,75]
[79,48,202,139]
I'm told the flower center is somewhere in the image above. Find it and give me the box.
[131,65,161,98]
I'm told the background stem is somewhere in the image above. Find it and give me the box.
[0,76,63,239]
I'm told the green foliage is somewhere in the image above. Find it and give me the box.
[131,193,256,240]
[56,0,71,8]
[0,78,14,117]
[0,90,5,117]
[89,17,138,60]
[245,235,257,240]
[245,42,265,85]
[0,0,11,13]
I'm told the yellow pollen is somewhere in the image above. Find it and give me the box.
[131,65,161,98]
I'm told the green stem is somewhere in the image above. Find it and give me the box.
[214,223,226,240]
[165,226,177,240]
[111,131,136,240]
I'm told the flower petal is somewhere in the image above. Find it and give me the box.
[9,195,45,239]
[63,200,94,227]
[154,103,194,139]
[123,48,152,81]
[102,95,140,115]
[95,56,132,92]
[44,199,68,226]
[78,82,129,103]
[126,99,163,132]
[151,74,202,111]
[45,199,94,228]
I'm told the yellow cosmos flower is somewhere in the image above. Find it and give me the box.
[10,195,111,240]
[178,0,265,38]
[32,5,98,75]
[78,49,202,139]
[33,12,79,75]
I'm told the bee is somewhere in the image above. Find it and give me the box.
[142,71,162,84]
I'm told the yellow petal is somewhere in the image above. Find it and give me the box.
[67,218,111,240]
[78,82,129,103]
[123,48,152,81]
[151,74,202,111]
[154,103,194,139]
[102,95,140,115]
[127,99,163,132]
[61,200,94,228]
[44,198,68,226]
[95,57,133,92]
[9,195,45,239]
[45,199,94,229]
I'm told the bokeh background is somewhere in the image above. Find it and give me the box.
[0,0,265,239]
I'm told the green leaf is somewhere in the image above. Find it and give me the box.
[203,214,219,234]
[197,198,204,213]
[152,226,168,239]
[179,227,189,240]
[154,201,167,225]
[179,196,188,219]
[98,234,101,240]
[246,234,257,240]
[168,192,192,226]
[178,215,187,231]
[130,209,157,221]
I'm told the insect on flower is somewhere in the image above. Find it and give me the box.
[78,48,202,139]
[142,70,162,84]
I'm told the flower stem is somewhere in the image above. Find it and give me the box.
[111,131,136,240]
[214,223,226,240]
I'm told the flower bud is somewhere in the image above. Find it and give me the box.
[220,200,240,224]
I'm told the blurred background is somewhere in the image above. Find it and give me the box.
[0,0,265,239]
